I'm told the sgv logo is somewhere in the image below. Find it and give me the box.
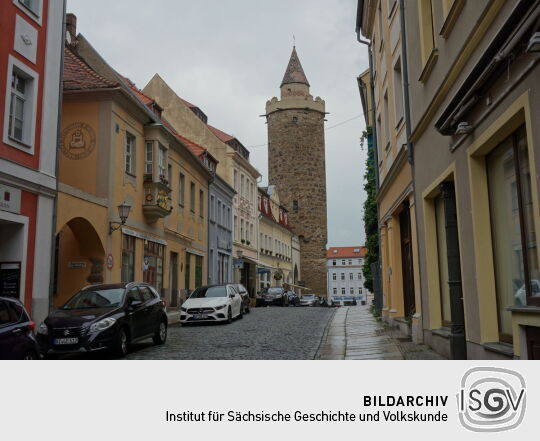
[457,367,526,432]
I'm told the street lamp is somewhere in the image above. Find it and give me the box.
[109,202,131,234]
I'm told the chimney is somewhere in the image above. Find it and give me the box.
[66,13,77,45]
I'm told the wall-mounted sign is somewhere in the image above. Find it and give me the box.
[0,184,21,214]
[0,262,21,298]
[68,261,86,269]
[60,122,96,160]
[106,254,113,270]
[233,259,244,269]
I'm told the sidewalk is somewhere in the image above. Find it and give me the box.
[316,305,403,360]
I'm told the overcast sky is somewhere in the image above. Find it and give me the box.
[68,0,369,247]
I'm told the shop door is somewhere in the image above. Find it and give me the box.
[170,252,179,307]
[399,203,416,318]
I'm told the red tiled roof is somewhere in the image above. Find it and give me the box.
[207,124,234,143]
[176,133,206,157]
[63,48,117,91]
[326,247,367,259]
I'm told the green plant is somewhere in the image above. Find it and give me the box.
[362,126,379,294]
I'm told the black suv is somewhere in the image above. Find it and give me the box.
[37,282,168,358]
[0,297,40,360]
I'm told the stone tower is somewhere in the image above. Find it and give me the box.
[266,47,328,296]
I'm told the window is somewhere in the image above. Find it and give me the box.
[124,132,135,174]
[341,273,345,281]
[210,195,215,221]
[393,58,404,126]
[348,259,352,265]
[359,288,363,295]
[227,207,231,229]
[341,260,346,265]
[143,241,164,294]
[158,144,166,178]
[168,164,172,186]
[487,126,539,341]
[333,288,337,295]
[250,182,254,203]
[234,216,238,240]
[4,58,38,151]
[121,234,135,283]
[241,219,244,241]
[358,273,362,280]
[234,169,238,190]
[350,288,354,295]
[190,182,196,213]
[241,174,245,198]
[332,260,336,266]
[145,142,153,175]
[376,115,383,160]
[341,288,346,295]
[377,1,384,49]
[195,255,203,288]
[250,224,254,244]
[217,201,222,225]
[293,200,299,212]
[435,194,451,326]
[418,0,436,67]
[350,273,353,280]
[199,190,204,218]
[19,0,40,16]
[179,173,185,206]
[332,273,336,281]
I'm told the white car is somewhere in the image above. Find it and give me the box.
[180,284,243,325]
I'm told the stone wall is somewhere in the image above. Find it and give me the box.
[267,108,328,295]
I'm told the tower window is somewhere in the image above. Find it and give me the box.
[293,200,299,212]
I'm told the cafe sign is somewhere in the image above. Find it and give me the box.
[0,184,21,214]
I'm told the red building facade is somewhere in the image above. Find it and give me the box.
[0,0,65,324]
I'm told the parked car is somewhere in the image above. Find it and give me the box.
[330,296,343,307]
[343,296,357,306]
[37,282,168,358]
[287,290,300,306]
[299,294,320,307]
[231,283,250,314]
[0,297,40,360]
[261,287,289,306]
[180,284,243,324]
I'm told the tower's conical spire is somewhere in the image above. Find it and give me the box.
[281,47,310,87]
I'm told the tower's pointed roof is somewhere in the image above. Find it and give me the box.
[280,46,310,87]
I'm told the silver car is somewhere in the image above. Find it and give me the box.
[299,294,320,307]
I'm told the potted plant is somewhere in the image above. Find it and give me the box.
[273,272,282,281]
[159,174,169,186]
[246,240,251,246]
[241,239,245,244]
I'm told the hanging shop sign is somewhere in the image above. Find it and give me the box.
[0,184,21,214]
[0,262,21,298]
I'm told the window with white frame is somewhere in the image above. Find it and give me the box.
[358,272,362,280]
[348,259,352,265]
[234,169,238,191]
[359,287,363,295]
[341,288,346,295]
[16,0,42,20]
[240,219,244,241]
[125,132,135,174]
[145,142,153,174]
[333,288,337,295]
[158,144,166,178]
[210,195,215,221]
[332,273,336,281]
[341,273,345,281]
[350,288,354,295]
[241,174,245,198]
[332,260,336,266]
[341,259,346,265]
[350,273,353,280]
[4,59,38,151]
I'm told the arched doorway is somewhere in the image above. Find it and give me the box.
[54,217,105,306]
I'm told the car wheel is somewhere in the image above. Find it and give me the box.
[114,327,130,358]
[153,319,167,345]
[238,305,244,319]
[227,307,232,324]
[246,305,250,313]
[24,350,38,360]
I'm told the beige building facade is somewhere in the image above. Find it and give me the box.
[357,0,422,341]
[404,0,540,359]
[143,75,261,297]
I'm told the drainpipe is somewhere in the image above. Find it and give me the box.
[48,0,67,314]
[357,30,382,312]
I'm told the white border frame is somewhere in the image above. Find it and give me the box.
[0,209,28,303]
[12,0,43,26]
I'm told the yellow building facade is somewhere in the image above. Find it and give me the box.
[55,42,210,307]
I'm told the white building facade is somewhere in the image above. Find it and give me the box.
[326,247,371,303]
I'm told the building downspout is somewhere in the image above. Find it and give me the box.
[399,0,425,341]
[48,0,67,314]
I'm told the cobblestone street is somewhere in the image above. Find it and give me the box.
[125,306,334,360]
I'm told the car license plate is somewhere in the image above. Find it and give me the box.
[194,314,208,320]
[54,337,78,345]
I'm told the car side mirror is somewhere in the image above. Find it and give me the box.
[127,299,142,310]
[229,293,235,298]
